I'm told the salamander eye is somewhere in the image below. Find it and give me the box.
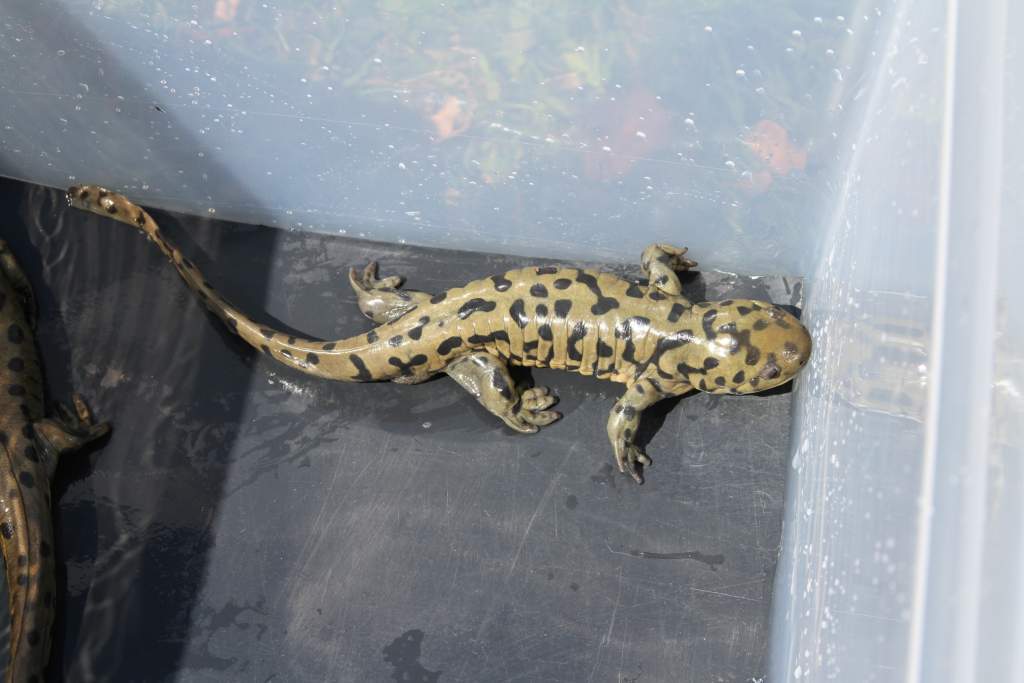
[759,355,781,380]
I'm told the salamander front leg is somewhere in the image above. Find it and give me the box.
[640,243,698,301]
[607,376,691,483]
[445,351,561,433]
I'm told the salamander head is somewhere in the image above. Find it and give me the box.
[673,299,811,394]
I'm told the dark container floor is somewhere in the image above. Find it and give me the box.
[0,177,801,682]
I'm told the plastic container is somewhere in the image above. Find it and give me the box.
[1,1,1020,681]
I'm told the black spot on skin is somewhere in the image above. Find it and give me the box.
[702,309,718,339]
[0,522,13,539]
[8,385,25,397]
[18,471,34,488]
[16,575,27,586]
[535,303,549,318]
[78,188,90,200]
[737,306,752,316]
[490,274,512,291]
[721,299,734,306]
[553,299,573,318]
[8,324,24,343]
[349,354,374,381]
[388,335,403,347]
[8,357,25,372]
[621,340,638,364]
[437,337,463,355]
[457,298,496,319]
[366,330,379,344]
[677,362,705,376]
[566,323,588,362]
[624,281,645,298]
[784,341,799,357]
[732,370,746,384]
[388,354,429,376]
[322,342,336,351]
[749,377,761,388]
[698,379,708,391]
[655,275,668,286]
[538,324,553,341]
[575,271,620,315]
[753,319,770,331]
[615,316,651,340]
[260,344,270,355]
[623,429,634,440]
[746,345,761,366]
[135,210,146,226]
[667,303,686,323]
[23,446,38,462]
[430,292,447,304]
[703,357,719,370]
[509,299,529,328]
[259,328,275,340]
[530,283,548,298]
[105,204,118,214]
[409,316,429,341]
[597,340,614,357]
[649,291,667,301]
[490,372,513,400]
[591,297,619,315]
[536,266,559,275]
[307,353,320,365]
[621,406,637,420]
[225,317,238,332]
[287,336,296,345]
[715,376,726,386]
[468,331,511,345]
[553,278,572,290]
[17,555,26,567]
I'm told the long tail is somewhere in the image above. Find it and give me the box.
[66,185,403,383]
[0,438,53,683]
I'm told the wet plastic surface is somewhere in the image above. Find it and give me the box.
[0,177,801,682]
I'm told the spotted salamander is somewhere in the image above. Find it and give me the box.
[68,185,810,484]
[0,239,109,683]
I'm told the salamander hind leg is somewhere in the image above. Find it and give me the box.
[641,243,698,300]
[347,261,434,324]
[445,351,560,433]
[32,394,110,475]
[607,376,690,483]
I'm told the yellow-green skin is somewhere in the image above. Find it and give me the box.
[68,185,811,483]
[0,240,108,683]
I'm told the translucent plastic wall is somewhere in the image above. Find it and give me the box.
[772,0,1023,680]
[2,1,1021,681]
[1,0,878,276]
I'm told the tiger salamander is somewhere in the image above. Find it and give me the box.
[68,185,810,483]
[0,239,109,683]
